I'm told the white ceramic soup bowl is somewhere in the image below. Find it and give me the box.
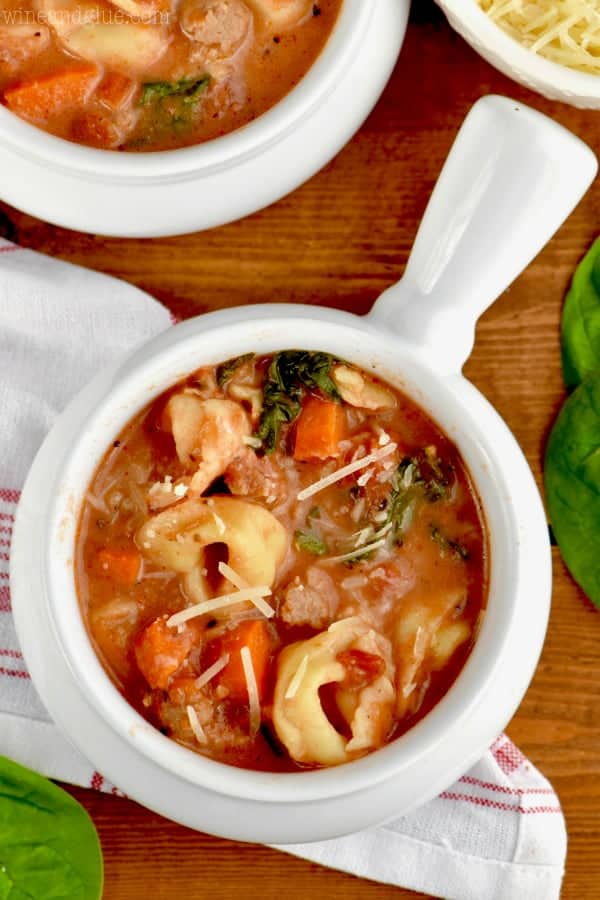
[11,96,597,843]
[437,0,600,108]
[0,0,409,237]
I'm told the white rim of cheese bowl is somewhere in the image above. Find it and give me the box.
[0,0,371,180]
[438,0,600,103]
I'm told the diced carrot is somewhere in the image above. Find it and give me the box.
[134,615,202,690]
[294,396,345,461]
[4,64,99,122]
[96,72,136,110]
[94,546,141,586]
[212,620,274,703]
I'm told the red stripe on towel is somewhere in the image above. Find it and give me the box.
[0,665,29,680]
[90,771,104,791]
[492,739,527,775]
[0,245,21,255]
[458,775,556,796]
[0,513,15,522]
[0,586,10,611]
[0,489,20,503]
[439,791,562,814]
[0,648,22,659]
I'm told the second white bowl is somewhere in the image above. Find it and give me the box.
[437,0,600,108]
[0,0,409,237]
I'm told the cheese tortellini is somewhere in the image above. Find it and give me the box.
[137,496,288,603]
[393,590,472,717]
[273,617,395,766]
[165,395,251,496]
[246,0,312,28]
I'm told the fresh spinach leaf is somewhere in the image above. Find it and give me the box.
[295,529,328,556]
[256,351,339,452]
[430,525,469,561]
[216,353,255,387]
[0,756,103,899]
[562,237,600,388]
[545,371,600,609]
[140,75,211,107]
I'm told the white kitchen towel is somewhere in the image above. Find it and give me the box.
[0,239,566,900]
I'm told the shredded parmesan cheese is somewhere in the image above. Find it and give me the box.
[325,537,388,564]
[195,654,230,689]
[284,654,309,700]
[297,441,397,501]
[217,562,276,619]
[166,586,272,628]
[240,646,261,736]
[479,0,600,73]
[186,705,207,744]
[218,560,247,589]
[211,510,227,535]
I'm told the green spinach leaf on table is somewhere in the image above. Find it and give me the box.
[0,755,103,900]
[545,372,600,609]
[561,236,600,388]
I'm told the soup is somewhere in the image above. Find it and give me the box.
[76,351,488,771]
[0,0,341,150]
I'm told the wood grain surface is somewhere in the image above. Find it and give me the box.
[2,3,599,898]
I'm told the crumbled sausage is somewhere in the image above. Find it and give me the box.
[225,448,285,503]
[279,567,339,629]
[180,0,253,59]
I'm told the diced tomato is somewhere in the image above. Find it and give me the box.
[337,649,385,689]
[71,111,122,149]
[96,72,135,110]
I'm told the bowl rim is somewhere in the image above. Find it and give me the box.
[35,307,551,805]
[0,0,371,180]
[438,0,600,98]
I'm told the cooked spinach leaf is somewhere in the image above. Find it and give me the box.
[545,372,600,609]
[256,351,339,453]
[430,525,469,561]
[140,75,211,107]
[273,351,340,400]
[217,353,255,387]
[562,237,600,388]
[295,529,328,556]
[0,755,103,899]
[386,452,450,543]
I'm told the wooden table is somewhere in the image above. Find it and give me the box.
[2,3,599,897]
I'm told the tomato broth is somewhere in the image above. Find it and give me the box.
[76,351,488,772]
[0,0,341,150]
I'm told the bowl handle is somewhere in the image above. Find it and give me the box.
[368,95,597,375]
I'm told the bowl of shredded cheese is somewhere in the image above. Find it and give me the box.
[437,0,600,107]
